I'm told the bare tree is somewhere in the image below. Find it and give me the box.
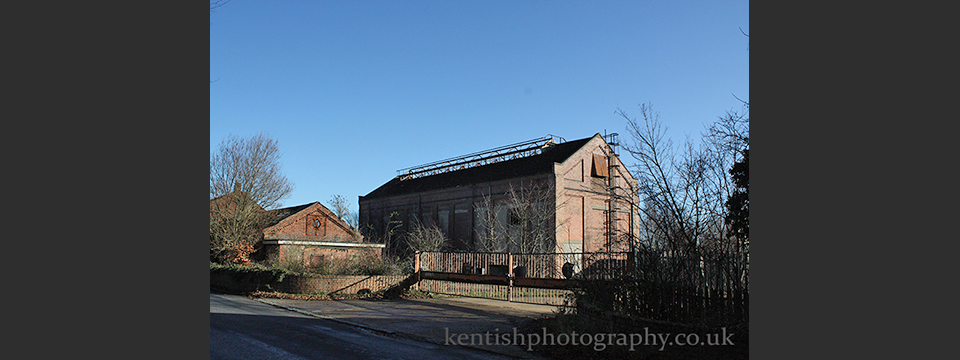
[210,133,294,209]
[474,191,507,253]
[474,180,559,254]
[327,194,352,221]
[346,211,360,230]
[706,102,749,161]
[705,102,749,290]
[575,29,750,326]
[328,194,361,239]
[504,181,558,254]
[620,104,724,284]
[619,103,748,293]
[361,211,402,247]
[209,189,268,264]
[210,132,294,264]
[406,218,447,253]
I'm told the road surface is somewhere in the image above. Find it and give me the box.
[210,293,515,360]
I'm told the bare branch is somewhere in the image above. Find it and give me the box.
[472,180,558,254]
[327,194,352,221]
[210,132,294,210]
[210,0,231,13]
[406,218,447,253]
[731,92,749,107]
[210,132,294,264]
[621,102,749,287]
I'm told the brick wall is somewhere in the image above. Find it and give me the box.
[359,174,554,255]
[555,136,639,253]
[359,136,640,255]
[298,246,382,266]
[262,244,383,268]
[264,202,359,242]
[274,274,407,294]
[260,202,379,266]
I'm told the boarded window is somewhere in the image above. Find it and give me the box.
[592,153,609,177]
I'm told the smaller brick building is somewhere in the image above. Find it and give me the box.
[261,201,384,266]
[211,188,383,266]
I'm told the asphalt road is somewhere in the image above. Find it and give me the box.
[210,293,514,360]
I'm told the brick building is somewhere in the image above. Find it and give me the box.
[359,134,638,256]
[211,189,383,265]
[261,201,383,266]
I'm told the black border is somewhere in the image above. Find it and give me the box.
[12,2,948,358]
[10,2,211,357]
[751,2,952,358]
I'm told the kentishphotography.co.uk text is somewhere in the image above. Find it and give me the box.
[444,327,736,352]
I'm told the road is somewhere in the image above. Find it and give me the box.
[210,293,515,360]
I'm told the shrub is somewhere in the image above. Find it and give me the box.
[265,251,414,276]
[346,255,410,276]
[406,221,446,253]
[277,252,307,274]
[210,262,293,293]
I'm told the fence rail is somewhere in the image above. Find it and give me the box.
[415,250,748,325]
[418,251,635,280]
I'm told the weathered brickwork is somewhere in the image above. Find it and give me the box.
[264,202,358,242]
[554,136,638,253]
[359,134,639,256]
[274,274,407,294]
[260,202,384,265]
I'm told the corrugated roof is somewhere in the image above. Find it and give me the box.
[361,135,595,200]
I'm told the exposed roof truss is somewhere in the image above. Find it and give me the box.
[396,135,564,181]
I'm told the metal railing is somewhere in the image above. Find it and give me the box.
[396,135,561,180]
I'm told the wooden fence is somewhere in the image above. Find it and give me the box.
[414,250,748,326]
[417,251,634,280]
[414,251,637,306]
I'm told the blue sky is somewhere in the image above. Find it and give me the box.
[210,0,748,213]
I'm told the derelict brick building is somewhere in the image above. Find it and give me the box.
[211,187,383,265]
[260,201,383,265]
[358,134,639,256]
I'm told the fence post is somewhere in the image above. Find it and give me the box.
[414,251,421,291]
[507,253,514,302]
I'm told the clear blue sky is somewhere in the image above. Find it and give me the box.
[210,0,749,213]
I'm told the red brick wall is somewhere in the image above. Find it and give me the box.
[359,173,554,255]
[555,136,639,253]
[275,274,407,295]
[300,246,382,266]
[264,203,359,242]
[264,244,383,267]
[359,135,640,255]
